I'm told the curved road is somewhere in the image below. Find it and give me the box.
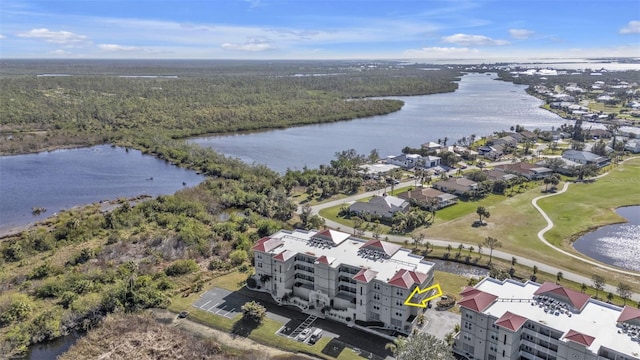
[307,171,640,302]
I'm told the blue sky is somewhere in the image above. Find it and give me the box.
[1,0,639,60]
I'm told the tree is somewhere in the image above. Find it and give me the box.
[581,283,588,293]
[476,243,483,258]
[392,333,455,360]
[482,236,501,264]
[543,174,560,192]
[532,265,538,275]
[575,163,599,181]
[556,271,563,283]
[241,301,266,324]
[476,206,490,225]
[592,274,605,299]
[617,282,632,305]
[607,292,614,303]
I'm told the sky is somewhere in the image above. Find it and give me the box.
[0,0,639,60]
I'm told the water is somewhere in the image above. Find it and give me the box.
[573,206,640,272]
[190,73,569,173]
[0,145,205,234]
[28,332,81,360]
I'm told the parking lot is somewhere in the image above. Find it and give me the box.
[192,287,245,319]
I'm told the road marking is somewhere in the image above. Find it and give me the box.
[215,305,227,314]
[199,300,212,309]
[206,302,220,312]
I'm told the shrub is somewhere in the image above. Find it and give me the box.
[241,301,266,324]
[165,259,199,277]
[229,249,248,266]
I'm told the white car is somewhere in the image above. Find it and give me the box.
[296,328,311,341]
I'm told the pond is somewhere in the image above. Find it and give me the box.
[27,331,82,360]
[0,145,206,235]
[572,206,640,272]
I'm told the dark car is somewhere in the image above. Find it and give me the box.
[178,311,189,319]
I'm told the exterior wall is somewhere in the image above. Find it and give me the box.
[252,241,435,334]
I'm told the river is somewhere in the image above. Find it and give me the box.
[0,145,206,235]
[190,73,570,173]
[573,206,640,272]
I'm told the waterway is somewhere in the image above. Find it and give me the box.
[190,73,570,173]
[573,206,640,272]
[0,145,206,234]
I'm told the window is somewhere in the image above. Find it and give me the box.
[373,294,380,300]
[396,289,404,296]
[391,318,402,326]
[257,254,263,259]
[257,262,263,268]
[374,283,381,290]
[373,305,380,310]
[396,300,403,306]
[464,321,473,330]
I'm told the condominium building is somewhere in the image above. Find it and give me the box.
[250,228,435,334]
[454,277,640,360]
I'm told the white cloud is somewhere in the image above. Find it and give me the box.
[620,20,640,34]
[17,28,88,44]
[244,0,264,9]
[49,49,71,56]
[221,38,276,52]
[98,44,141,52]
[0,34,6,39]
[441,33,510,46]
[404,46,480,58]
[509,29,535,40]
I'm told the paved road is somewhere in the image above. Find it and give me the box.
[306,162,640,302]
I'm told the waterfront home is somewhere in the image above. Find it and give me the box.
[561,150,611,168]
[396,187,458,210]
[493,162,553,180]
[359,163,400,179]
[421,141,443,152]
[348,194,409,220]
[386,154,423,169]
[477,145,504,161]
[484,169,518,182]
[432,177,478,196]
[250,228,436,336]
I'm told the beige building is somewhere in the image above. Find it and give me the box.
[250,229,436,335]
[454,277,640,360]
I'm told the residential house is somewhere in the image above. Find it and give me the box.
[386,154,422,169]
[624,140,640,153]
[562,150,611,168]
[397,187,458,210]
[250,229,436,335]
[477,145,504,161]
[484,170,518,182]
[453,277,639,360]
[421,141,443,152]
[359,163,400,179]
[432,177,478,196]
[489,136,518,148]
[349,194,409,220]
[493,162,553,180]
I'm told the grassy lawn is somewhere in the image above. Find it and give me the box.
[422,158,640,290]
[435,193,505,222]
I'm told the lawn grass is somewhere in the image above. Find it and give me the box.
[422,158,640,291]
[435,193,505,222]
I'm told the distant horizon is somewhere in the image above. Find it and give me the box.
[1,0,638,60]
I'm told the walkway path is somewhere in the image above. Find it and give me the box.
[307,160,640,301]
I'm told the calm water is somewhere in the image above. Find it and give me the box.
[28,332,81,360]
[0,145,205,233]
[190,73,569,173]
[573,206,640,272]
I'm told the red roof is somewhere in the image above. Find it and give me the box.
[618,306,640,323]
[563,329,595,347]
[272,250,296,262]
[353,268,378,283]
[387,269,428,289]
[533,282,590,310]
[458,290,498,312]
[315,255,334,265]
[251,237,283,252]
[314,229,350,245]
[360,239,401,256]
[495,311,528,332]
[460,286,482,297]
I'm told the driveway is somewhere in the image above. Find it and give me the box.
[419,309,460,340]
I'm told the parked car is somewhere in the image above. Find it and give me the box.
[296,328,311,341]
[178,311,189,319]
[309,328,323,344]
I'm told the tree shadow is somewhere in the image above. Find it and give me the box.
[231,318,260,337]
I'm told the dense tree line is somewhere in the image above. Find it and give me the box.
[0,60,459,155]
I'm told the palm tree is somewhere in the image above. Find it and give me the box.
[457,244,464,257]
[591,274,605,300]
[446,244,452,255]
[556,271,563,283]
[477,243,483,258]
[482,236,502,265]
